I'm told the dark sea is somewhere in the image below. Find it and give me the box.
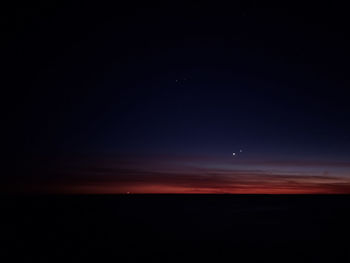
[1,195,349,262]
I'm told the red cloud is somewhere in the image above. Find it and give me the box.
[6,154,350,194]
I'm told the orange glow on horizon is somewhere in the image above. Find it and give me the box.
[56,181,350,194]
[6,155,350,194]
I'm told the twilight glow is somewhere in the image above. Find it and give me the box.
[14,154,350,194]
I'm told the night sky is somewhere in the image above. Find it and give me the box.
[3,0,350,193]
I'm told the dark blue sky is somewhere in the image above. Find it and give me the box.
[3,0,350,193]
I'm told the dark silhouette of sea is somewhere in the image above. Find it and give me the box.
[1,195,349,262]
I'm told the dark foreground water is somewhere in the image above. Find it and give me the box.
[1,195,350,262]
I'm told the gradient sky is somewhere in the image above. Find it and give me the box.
[3,0,350,193]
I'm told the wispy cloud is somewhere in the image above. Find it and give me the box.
[7,154,350,194]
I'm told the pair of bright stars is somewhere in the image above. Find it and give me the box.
[175,78,187,83]
[233,149,243,157]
